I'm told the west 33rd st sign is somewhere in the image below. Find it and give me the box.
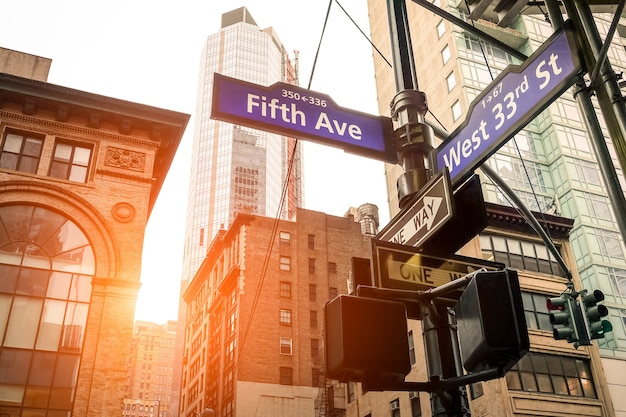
[435,24,583,187]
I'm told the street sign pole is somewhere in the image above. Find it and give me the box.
[385,0,468,415]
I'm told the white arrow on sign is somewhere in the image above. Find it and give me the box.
[377,169,453,248]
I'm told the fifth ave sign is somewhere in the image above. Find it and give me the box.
[211,73,396,163]
[377,169,453,247]
[435,22,583,187]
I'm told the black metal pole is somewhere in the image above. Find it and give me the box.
[385,1,466,415]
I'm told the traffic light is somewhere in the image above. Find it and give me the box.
[579,289,613,341]
[455,269,529,374]
[547,293,579,343]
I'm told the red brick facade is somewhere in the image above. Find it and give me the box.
[0,67,188,417]
[181,209,371,417]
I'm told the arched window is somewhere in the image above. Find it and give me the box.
[0,204,95,415]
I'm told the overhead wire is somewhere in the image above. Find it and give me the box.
[238,0,335,357]
[460,0,558,240]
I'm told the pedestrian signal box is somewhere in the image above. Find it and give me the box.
[324,295,411,384]
[455,269,529,374]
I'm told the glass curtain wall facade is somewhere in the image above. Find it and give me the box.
[453,8,626,356]
[374,0,626,358]
[368,2,626,410]
[182,8,302,284]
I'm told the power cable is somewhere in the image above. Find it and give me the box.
[238,1,335,357]
[461,0,557,241]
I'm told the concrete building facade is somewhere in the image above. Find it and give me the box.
[179,208,374,417]
[0,48,188,417]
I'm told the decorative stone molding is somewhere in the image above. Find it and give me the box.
[104,147,145,172]
[111,202,135,223]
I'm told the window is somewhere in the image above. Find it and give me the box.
[329,287,338,300]
[521,291,552,331]
[505,352,596,398]
[49,141,92,183]
[328,262,337,274]
[1,130,44,174]
[410,391,422,416]
[309,258,316,274]
[280,282,291,298]
[451,100,462,121]
[480,234,563,276]
[308,234,315,250]
[390,398,401,417]
[279,231,290,242]
[311,338,319,358]
[347,382,356,402]
[608,267,626,298]
[469,382,484,399]
[436,20,445,38]
[446,71,456,92]
[309,284,317,302]
[279,256,291,271]
[408,330,416,365]
[279,367,293,385]
[0,205,93,415]
[312,368,323,387]
[280,338,292,355]
[310,310,318,328]
[280,309,292,325]
[441,44,451,65]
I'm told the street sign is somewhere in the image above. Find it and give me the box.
[435,21,583,187]
[377,168,453,247]
[371,239,504,292]
[211,73,397,163]
[418,174,487,255]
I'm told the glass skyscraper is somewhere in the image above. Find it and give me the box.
[368,0,626,413]
[181,7,303,283]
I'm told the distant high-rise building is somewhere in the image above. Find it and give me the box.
[366,0,626,415]
[181,7,303,284]
[123,321,177,417]
[173,9,304,416]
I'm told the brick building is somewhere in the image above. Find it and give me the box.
[179,208,376,417]
[0,48,188,416]
[123,320,177,417]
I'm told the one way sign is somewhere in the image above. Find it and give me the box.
[377,169,453,247]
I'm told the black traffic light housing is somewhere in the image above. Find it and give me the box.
[579,289,613,341]
[455,269,529,374]
[547,293,579,343]
[324,294,411,384]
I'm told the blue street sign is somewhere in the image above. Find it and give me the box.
[435,22,583,187]
[211,73,396,163]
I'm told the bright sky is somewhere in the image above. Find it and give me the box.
[0,0,395,324]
